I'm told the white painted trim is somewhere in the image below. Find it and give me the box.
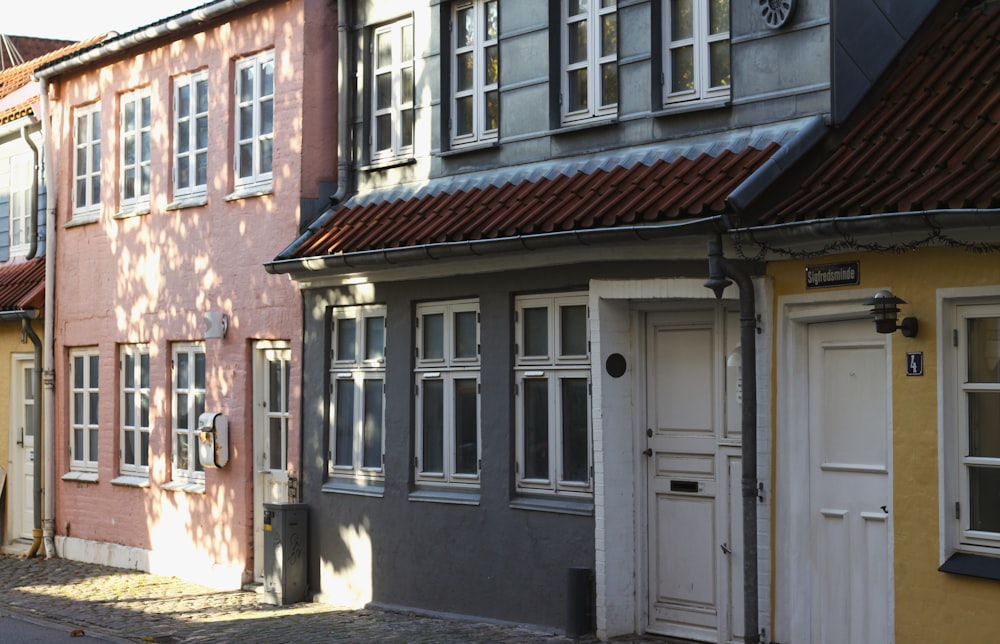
[55,535,244,590]
[774,287,895,643]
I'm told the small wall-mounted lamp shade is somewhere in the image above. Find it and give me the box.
[204,311,229,339]
[864,290,918,337]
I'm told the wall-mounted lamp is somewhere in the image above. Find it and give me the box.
[864,290,918,337]
[204,311,229,340]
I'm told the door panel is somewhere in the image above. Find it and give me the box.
[808,319,891,644]
[646,310,741,642]
[11,357,34,541]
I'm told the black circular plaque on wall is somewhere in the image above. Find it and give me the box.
[606,353,627,378]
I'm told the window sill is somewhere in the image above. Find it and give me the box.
[408,487,480,506]
[113,205,151,220]
[362,156,417,173]
[166,195,208,211]
[654,97,731,118]
[939,552,1000,581]
[162,480,206,494]
[65,213,100,228]
[439,140,499,158]
[322,479,385,498]
[226,184,273,201]
[510,495,594,516]
[555,116,618,135]
[62,471,99,483]
[110,475,150,488]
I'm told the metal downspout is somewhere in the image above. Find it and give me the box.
[20,125,39,260]
[38,78,57,558]
[21,318,43,558]
[706,235,759,644]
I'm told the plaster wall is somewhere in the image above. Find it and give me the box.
[768,247,1000,642]
[44,0,333,587]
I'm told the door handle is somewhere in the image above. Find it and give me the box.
[720,543,732,555]
[16,428,23,447]
[642,448,653,457]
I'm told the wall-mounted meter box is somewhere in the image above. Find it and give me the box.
[198,412,229,468]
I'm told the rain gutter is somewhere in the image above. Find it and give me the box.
[266,215,730,276]
[33,0,267,81]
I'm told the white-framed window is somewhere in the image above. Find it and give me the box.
[371,17,414,162]
[943,299,1000,559]
[173,71,209,200]
[234,50,274,189]
[415,299,480,487]
[120,89,152,209]
[562,0,617,124]
[663,0,730,106]
[70,348,100,471]
[120,344,151,476]
[451,0,499,147]
[73,102,101,217]
[515,293,592,495]
[9,153,32,255]
[172,343,206,482]
[329,306,386,482]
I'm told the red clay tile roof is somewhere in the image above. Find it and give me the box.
[0,257,45,312]
[291,144,781,259]
[762,2,1000,223]
[0,35,106,122]
[2,36,74,66]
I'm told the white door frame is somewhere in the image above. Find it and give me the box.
[252,340,292,581]
[774,289,895,642]
[8,352,35,542]
[589,277,773,641]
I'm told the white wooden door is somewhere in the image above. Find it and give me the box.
[646,310,742,642]
[253,343,291,580]
[808,319,892,644]
[10,356,35,540]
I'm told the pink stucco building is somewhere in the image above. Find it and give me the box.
[34,0,336,588]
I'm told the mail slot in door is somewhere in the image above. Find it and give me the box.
[670,479,700,493]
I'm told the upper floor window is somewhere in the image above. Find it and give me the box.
[172,343,206,483]
[415,299,480,488]
[120,344,151,477]
[372,18,414,162]
[663,0,730,106]
[174,71,209,200]
[73,102,101,218]
[234,50,274,190]
[9,153,32,255]
[329,306,386,485]
[69,348,100,472]
[562,0,617,124]
[515,293,592,496]
[451,0,499,147]
[120,89,152,210]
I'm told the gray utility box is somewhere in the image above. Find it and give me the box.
[262,502,309,605]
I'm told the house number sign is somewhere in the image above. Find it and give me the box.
[906,352,923,376]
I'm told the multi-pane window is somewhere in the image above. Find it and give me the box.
[234,50,274,189]
[120,344,151,475]
[954,306,1000,553]
[172,343,206,482]
[73,102,101,216]
[663,0,730,106]
[515,293,592,495]
[415,299,480,487]
[372,18,414,161]
[562,0,617,123]
[70,349,100,471]
[174,71,209,199]
[330,306,386,482]
[451,0,499,146]
[9,153,32,254]
[120,89,152,208]
[262,346,291,472]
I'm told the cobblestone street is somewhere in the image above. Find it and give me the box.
[0,554,665,643]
